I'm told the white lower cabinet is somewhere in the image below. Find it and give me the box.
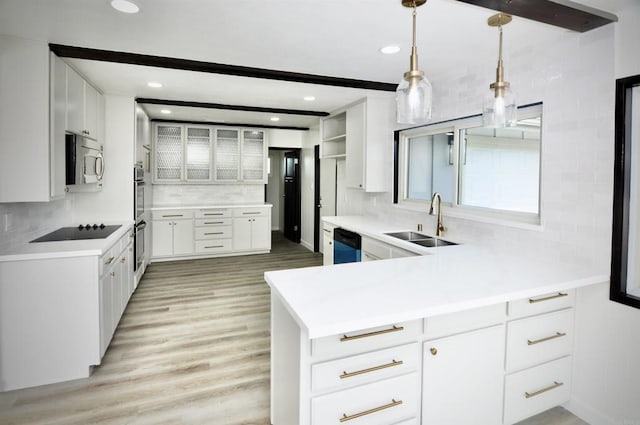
[311,373,419,425]
[151,210,195,258]
[422,325,505,425]
[322,222,336,265]
[232,208,271,251]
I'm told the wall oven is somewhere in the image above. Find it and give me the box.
[134,165,146,272]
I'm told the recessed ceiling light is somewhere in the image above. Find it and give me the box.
[160,109,171,115]
[380,45,401,55]
[303,96,316,101]
[111,0,139,13]
[147,82,162,88]
[270,117,280,122]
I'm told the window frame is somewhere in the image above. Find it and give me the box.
[393,103,543,227]
[611,75,640,309]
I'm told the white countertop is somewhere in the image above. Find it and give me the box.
[151,203,272,211]
[265,216,608,339]
[0,222,134,263]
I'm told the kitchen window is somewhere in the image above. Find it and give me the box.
[394,103,542,226]
[611,75,640,309]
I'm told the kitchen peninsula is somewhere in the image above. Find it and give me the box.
[265,218,608,425]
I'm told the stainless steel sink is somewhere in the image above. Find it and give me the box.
[384,231,458,247]
[410,238,457,248]
[384,231,432,241]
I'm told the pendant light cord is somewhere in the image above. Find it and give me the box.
[409,0,419,72]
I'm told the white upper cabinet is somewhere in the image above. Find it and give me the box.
[153,123,267,184]
[241,130,266,182]
[0,36,65,202]
[214,128,240,182]
[321,97,393,192]
[66,65,101,140]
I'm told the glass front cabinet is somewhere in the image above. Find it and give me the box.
[153,124,266,184]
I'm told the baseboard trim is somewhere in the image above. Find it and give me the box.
[566,397,616,425]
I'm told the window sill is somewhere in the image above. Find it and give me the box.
[393,202,544,232]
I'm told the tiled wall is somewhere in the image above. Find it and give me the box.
[362,24,615,272]
[152,184,265,207]
[0,199,72,249]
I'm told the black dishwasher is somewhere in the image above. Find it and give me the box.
[333,228,362,264]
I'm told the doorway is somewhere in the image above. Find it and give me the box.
[267,148,301,244]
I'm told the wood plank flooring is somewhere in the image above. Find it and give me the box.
[0,232,588,425]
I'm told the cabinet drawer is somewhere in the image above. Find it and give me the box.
[504,356,572,425]
[195,218,232,227]
[311,373,419,425]
[311,343,419,393]
[424,303,506,339]
[195,226,232,240]
[233,207,268,217]
[506,308,573,372]
[508,289,575,319]
[312,320,421,360]
[151,210,194,220]
[195,208,232,219]
[194,239,232,254]
[362,237,392,261]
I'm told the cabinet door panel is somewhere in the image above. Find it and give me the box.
[232,218,252,251]
[422,325,505,425]
[173,219,194,255]
[66,66,84,135]
[152,221,174,257]
[155,125,184,181]
[186,127,211,181]
[84,83,98,139]
[251,216,271,250]
[345,102,365,189]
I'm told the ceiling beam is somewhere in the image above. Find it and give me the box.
[136,98,329,117]
[151,118,310,131]
[49,44,398,92]
[455,0,617,32]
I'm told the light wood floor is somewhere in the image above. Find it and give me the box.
[0,233,588,425]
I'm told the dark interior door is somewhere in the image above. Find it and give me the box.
[284,150,301,243]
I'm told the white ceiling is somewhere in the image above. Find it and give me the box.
[0,0,629,128]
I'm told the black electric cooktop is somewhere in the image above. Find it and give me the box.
[30,224,122,243]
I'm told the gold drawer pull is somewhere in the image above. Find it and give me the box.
[204,232,224,235]
[340,325,404,342]
[104,256,115,265]
[528,292,568,304]
[204,221,224,225]
[340,359,403,379]
[243,211,261,215]
[524,381,564,399]
[340,399,403,422]
[204,213,224,216]
[204,245,224,249]
[162,214,184,218]
[527,332,567,346]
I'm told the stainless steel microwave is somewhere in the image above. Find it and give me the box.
[65,133,104,192]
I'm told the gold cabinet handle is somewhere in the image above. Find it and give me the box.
[430,347,438,356]
[340,325,404,342]
[162,214,184,218]
[204,221,224,225]
[242,211,261,215]
[524,381,564,399]
[204,232,224,235]
[340,359,403,379]
[527,332,567,346]
[203,213,224,216]
[340,399,403,422]
[204,245,224,249]
[105,256,115,265]
[528,292,568,304]
[120,257,126,263]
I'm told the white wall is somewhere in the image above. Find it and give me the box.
[73,95,135,223]
[568,3,640,425]
[268,129,304,148]
[267,150,284,230]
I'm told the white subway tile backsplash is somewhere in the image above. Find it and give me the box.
[0,200,71,249]
[152,184,264,207]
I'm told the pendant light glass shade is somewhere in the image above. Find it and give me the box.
[397,71,432,124]
[483,13,517,128]
[483,84,516,127]
[396,0,432,124]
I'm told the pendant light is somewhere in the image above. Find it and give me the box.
[483,13,517,128]
[396,0,432,124]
